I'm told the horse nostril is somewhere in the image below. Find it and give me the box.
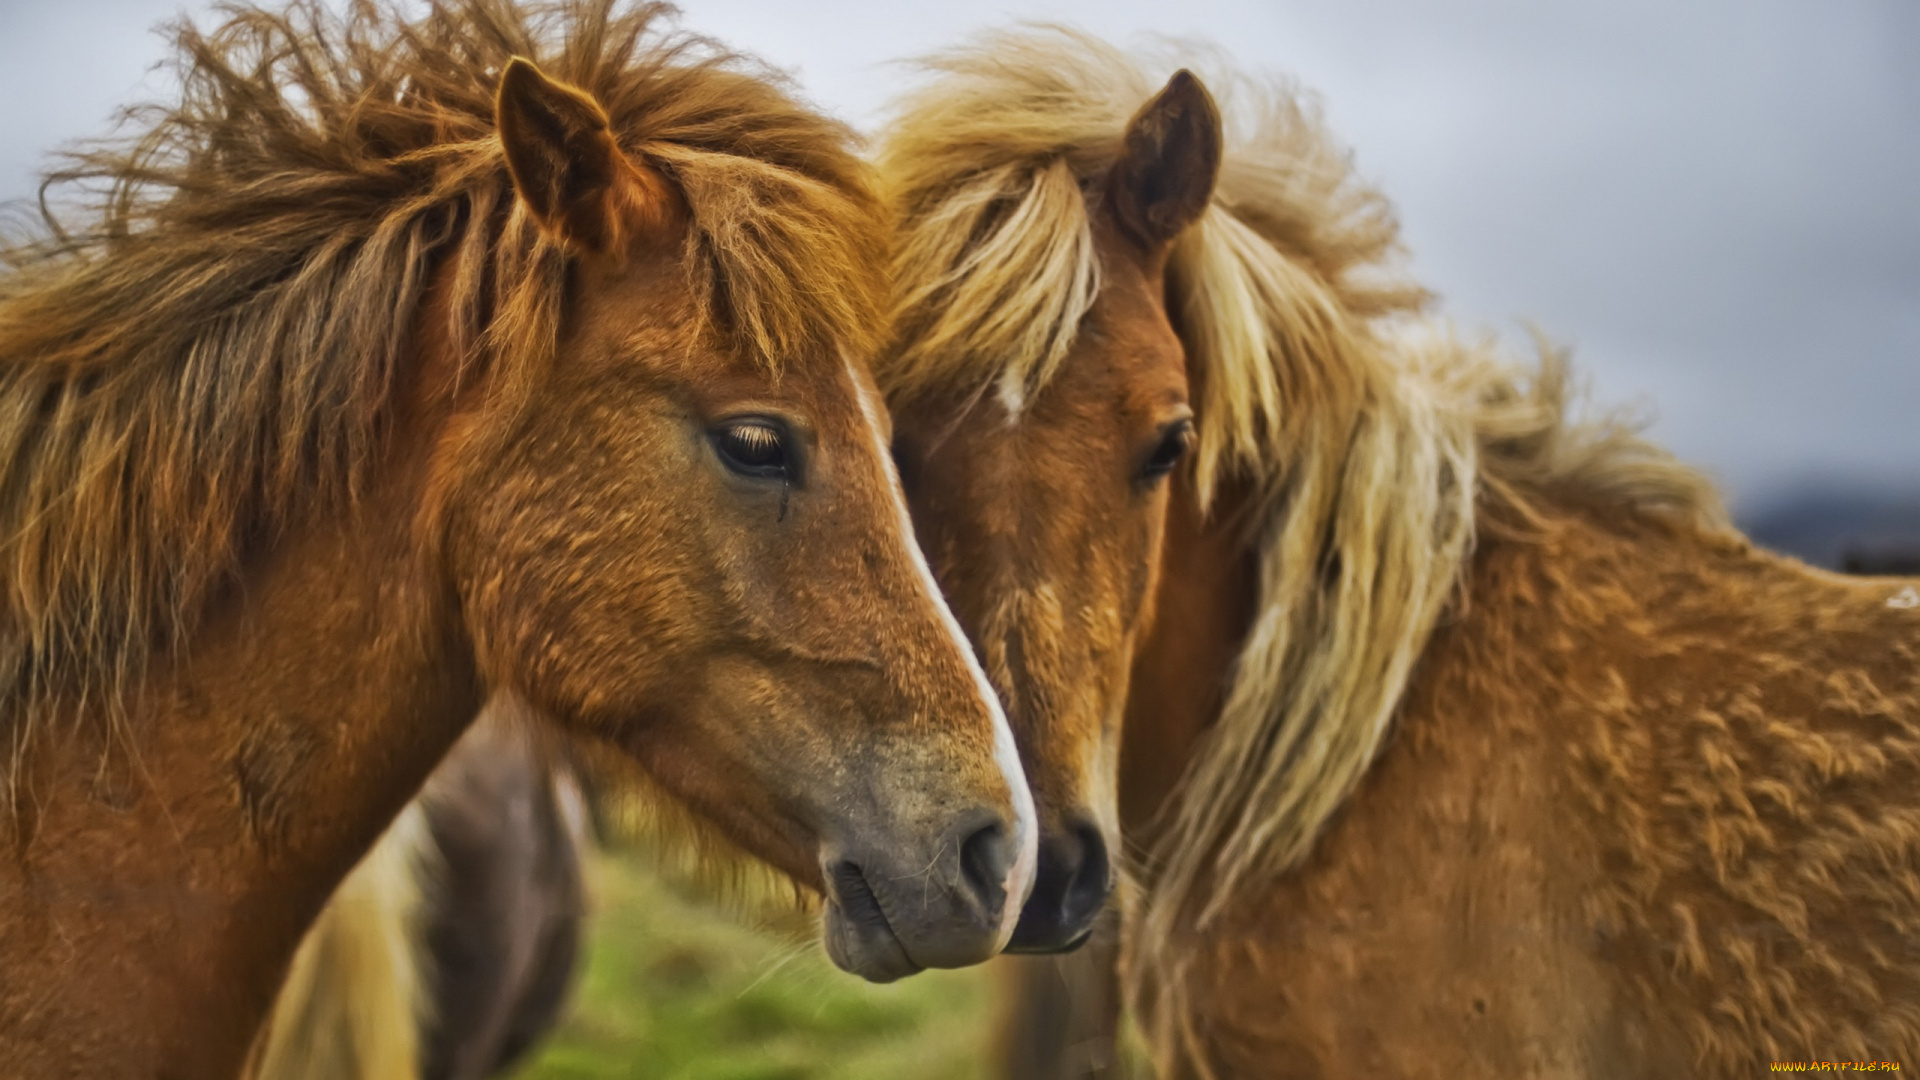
[1005,816,1114,953]
[958,817,1013,922]
[1060,820,1111,928]
[829,859,887,929]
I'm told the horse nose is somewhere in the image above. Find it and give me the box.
[895,810,1020,967]
[958,815,1015,927]
[820,807,1028,981]
[1005,816,1112,953]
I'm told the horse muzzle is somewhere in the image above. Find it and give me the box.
[1003,813,1113,954]
[819,807,1030,982]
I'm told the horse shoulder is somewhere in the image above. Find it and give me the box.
[1553,517,1920,1071]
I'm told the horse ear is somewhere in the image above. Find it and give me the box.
[496,57,671,254]
[1106,69,1223,253]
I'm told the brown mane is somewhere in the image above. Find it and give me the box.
[0,0,887,764]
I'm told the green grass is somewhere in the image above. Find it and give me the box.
[510,846,993,1080]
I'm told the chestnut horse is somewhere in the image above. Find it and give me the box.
[0,2,1040,1075]
[879,28,1920,1078]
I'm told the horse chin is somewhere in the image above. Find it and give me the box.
[821,894,922,984]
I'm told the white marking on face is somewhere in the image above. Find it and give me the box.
[1890,585,1920,610]
[996,369,1026,424]
[844,355,1039,943]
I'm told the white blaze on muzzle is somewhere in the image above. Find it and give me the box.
[843,355,1041,944]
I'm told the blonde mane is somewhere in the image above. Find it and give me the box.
[875,26,1728,1065]
[0,0,886,767]
[248,802,436,1080]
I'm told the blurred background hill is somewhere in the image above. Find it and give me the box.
[1743,487,1920,571]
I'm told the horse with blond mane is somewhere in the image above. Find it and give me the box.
[876,28,1920,1077]
[0,2,1041,1074]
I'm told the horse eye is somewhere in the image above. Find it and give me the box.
[714,420,793,481]
[1140,420,1193,482]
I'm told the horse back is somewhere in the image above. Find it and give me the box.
[1549,511,1920,1070]
[1155,508,1920,1077]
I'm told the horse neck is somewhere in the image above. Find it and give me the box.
[1117,474,1261,842]
[0,316,483,1079]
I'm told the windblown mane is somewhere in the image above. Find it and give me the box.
[0,0,886,765]
[875,25,1728,1064]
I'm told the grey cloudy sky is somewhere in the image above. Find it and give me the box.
[3,0,1915,511]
